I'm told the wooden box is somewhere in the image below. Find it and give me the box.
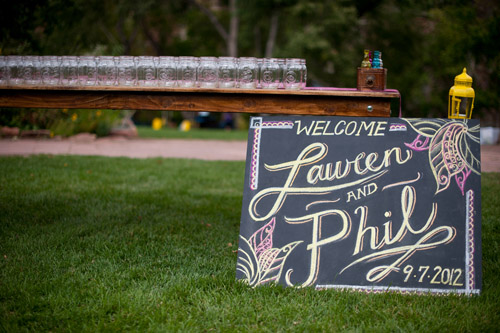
[357,67,387,91]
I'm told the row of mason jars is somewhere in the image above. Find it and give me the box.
[0,55,306,89]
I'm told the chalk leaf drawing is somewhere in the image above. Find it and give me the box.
[404,119,480,195]
[237,217,302,286]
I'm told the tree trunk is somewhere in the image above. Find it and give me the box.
[265,9,279,58]
[141,19,161,56]
[116,16,139,55]
[228,0,239,57]
[254,25,262,57]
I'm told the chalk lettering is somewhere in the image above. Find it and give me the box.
[294,120,388,137]
[345,121,357,136]
[353,186,437,255]
[340,185,452,283]
[249,142,409,221]
[335,121,346,135]
[305,148,412,185]
[285,209,352,287]
[374,121,387,136]
[355,121,375,136]
[295,121,313,135]
[346,183,378,202]
[312,121,326,135]
[323,121,334,135]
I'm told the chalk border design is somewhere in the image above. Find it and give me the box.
[249,118,294,190]
[465,189,476,294]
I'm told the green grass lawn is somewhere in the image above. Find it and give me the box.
[0,155,499,331]
[137,125,249,141]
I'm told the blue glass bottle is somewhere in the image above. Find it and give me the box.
[372,51,383,69]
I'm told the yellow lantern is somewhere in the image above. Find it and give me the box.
[448,68,475,119]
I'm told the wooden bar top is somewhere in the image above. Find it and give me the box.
[0,85,399,117]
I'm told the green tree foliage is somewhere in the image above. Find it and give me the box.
[0,0,498,121]
[423,1,500,123]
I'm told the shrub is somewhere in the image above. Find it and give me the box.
[0,108,123,137]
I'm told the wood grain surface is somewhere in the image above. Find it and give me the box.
[0,85,399,117]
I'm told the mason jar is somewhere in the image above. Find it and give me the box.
[300,58,307,89]
[260,58,280,89]
[218,57,236,88]
[278,58,286,89]
[5,56,22,85]
[117,56,137,86]
[97,56,117,86]
[61,56,79,86]
[40,56,61,85]
[137,56,157,86]
[157,56,177,87]
[283,58,302,90]
[177,56,197,88]
[197,56,218,88]
[237,57,257,89]
[78,56,97,86]
[22,56,41,85]
[0,56,8,85]
[256,58,263,88]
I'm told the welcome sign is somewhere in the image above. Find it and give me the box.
[236,116,481,295]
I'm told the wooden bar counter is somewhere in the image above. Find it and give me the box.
[0,85,399,117]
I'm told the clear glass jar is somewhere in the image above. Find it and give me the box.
[78,56,97,86]
[0,56,8,85]
[177,56,197,88]
[117,56,137,86]
[61,56,79,86]
[22,56,41,85]
[137,56,157,86]
[197,56,218,88]
[278,58,286,89]
[6,56,23,85]
[300,58,307,89]
[283,58,302,90]
[256,58,263,88]
[97,56,117,86]
[157,56,177,87]
[218,57,236,88]
[237,57,257,89]
[260,58,280,89]
[40,56,61,85]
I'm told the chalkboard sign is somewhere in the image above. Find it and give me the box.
[236,116,481,295]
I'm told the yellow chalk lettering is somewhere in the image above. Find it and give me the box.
[334,120,346,135]
[356,121,376,136]
[322,121,334,135]
[345,121,357,136]
[285,209,351,287]
[374,121,387,136]
[312,121,326,135]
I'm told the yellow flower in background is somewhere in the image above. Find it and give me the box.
[179,119,191,132]
[62,109,68,113]
[96,110,102,117]
[71,113,78,122]
[152,117,163,131]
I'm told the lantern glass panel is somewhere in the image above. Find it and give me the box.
[449,95,473,119]
[459,97,473,118]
